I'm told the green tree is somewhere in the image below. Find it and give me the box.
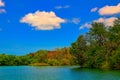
[70,35,87,67]
[34,50,48,63]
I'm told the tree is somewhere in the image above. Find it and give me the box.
[89,22,107,46]
[108,18,120,69]
[34,50,48,63]
[70,35,87,67]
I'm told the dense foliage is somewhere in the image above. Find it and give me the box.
[0,47,76,66]
[70,18,120,70]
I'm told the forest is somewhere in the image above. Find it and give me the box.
[0,18,120,70]
[70,18,120,70]
[0,48,76,66]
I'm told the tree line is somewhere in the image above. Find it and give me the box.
[0,47,76,66]
[70,18,120,70]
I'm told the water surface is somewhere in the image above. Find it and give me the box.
[0,66,120,80]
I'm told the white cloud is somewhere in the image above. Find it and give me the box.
[0,9,6,13]
[80,23,92,29]
[55,5,70,9]
[66,18,80,24]
[80,17,117,29]
[55,6,62,9]
[94,17,117,26]
[0,0,4,7]
[20,11,66,30]
[71,18,80,24]
[99,3,120,15]
[91,7,98,12]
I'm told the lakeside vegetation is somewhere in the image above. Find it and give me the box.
[0,18,120,70]
[0,48,76,66]
[70,18,120,70]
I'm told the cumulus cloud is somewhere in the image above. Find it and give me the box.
[93,17,117,26]
[0,0,4,7]
[20,11,66,30]
[80,17,117,29]
[99,3,120,15]
[55,5,70,9]
[0,9,6,13]
[91,7,98,12]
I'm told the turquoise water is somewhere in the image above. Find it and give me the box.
[0,66,120,80]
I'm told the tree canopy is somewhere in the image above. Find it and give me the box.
[70,18,120,70]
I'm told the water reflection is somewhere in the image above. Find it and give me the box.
[71,67,120,80]
[0,66,120,80]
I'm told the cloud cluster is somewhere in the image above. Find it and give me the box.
[99,3,120,15]
[93,17,117,26]
[80,17,117,29]
[55,5,70,9]
[81,3,120,30]
[20,11,66,30]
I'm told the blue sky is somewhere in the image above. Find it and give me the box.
[0,0,120,55]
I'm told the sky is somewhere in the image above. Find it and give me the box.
[0,0,120,55]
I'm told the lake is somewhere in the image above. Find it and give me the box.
[0,66,120,80]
